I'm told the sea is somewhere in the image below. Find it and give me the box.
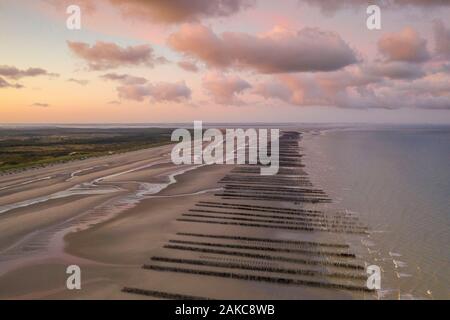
[302,125,450,299]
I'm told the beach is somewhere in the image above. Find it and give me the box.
[0,129,380,300]
[1,126,448,300]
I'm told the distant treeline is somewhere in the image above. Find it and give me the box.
[0,127,175,172]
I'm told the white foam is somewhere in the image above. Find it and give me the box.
[389,251,402,257]
[396,272,412,278]
[393,260,408,268]
[0,176,52,191]
[66,165,107,181]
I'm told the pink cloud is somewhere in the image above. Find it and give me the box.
[100,73,147,85]
[178,60,199,72]
[168,24,357,73]
[149,81,192,102]
[203,72,251,104]
[67,78,89,86]
[107,0,254,23]
[365,62,425,80]
[302,0,450,13]
[255,66,450,109]
[117,81,191,102]
[398,73,450,97]
[67,41,167,70]
[117,84,151,102]
[44,0,96,13]
[0,65,58,79]
[378,27,430,63]
[46,0,253,23]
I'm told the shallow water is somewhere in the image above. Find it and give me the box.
[302,125,450,299]
[0,158,202,276]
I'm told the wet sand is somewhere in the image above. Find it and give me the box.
[0,132,375,299]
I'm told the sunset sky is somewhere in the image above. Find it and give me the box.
[1,0,450,123]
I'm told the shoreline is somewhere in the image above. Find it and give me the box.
[301,128,449,299]
[0,130,377,299]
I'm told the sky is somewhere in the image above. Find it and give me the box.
[1,0,450,124]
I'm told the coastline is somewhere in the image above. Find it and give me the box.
[0,130,375,299]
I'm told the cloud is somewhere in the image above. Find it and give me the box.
[30,103,50,107]
[391,0,450,7]
[397,73,450,97]
[149,81,192,102]
[0,76,23,89]
[433,20,450,59]
[107,0,254,23]
[300,0,364,13]
[44,0,96,13]
[67,41,167,70]
[100,73,147,85]
[257,66,381,107]
[101,73,190,103]
[301,0,450,13]
[168,24,358,73]
[203,72,251,104]
[254,65,450,109]
[256,74,330,106]
[378,27,430,63]
[0,65,58,79]
[45,0,253,23]
[254,81,292,102]
[411,96,450,110]
[366,61,425,80]
[117,81,191,102]
[178,60,199,72]
[67,78,89,85]
[116,85,151,102]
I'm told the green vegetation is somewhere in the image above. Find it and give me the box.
[0,127,174,172]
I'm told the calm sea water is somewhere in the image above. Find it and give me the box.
[302,126,450,299]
